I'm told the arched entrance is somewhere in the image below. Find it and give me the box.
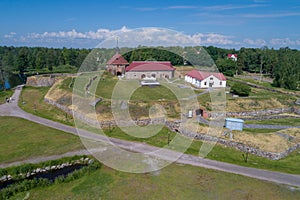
[116,71,122,76]
[141,74,146,79]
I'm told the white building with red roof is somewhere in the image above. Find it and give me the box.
[228,54,238,61]
[185,69,226,88]
[125,61,175,79]
[106,53,129,76]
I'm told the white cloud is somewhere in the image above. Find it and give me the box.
[243,38,267,46]
[199,33,235,45]
[3,27,300,48]
[4,32,16,38]
[15,27,235,47]
[270,38,300,46]
[28,26,131,40]
[13,27,233,47]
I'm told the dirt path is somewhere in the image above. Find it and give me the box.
[1,86,300,187]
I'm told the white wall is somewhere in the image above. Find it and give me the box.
[126,71,174,79]
[185,75,226,88]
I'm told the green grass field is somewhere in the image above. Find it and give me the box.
[11,163,300,200]
[0,116,83,164]
[94,72,179,101]
[245,118,300,126]
[242,128,280,134]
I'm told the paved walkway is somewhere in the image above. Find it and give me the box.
[1,86,300,187]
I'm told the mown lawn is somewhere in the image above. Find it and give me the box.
[0,117,83,164]
[11,163,300,200]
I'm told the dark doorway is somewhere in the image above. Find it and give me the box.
[116,71,122,76]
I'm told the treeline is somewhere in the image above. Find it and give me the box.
[0,46,90,73]
[0,46,299,90]
[236,47,300,90]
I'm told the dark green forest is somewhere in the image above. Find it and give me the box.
[0,46,299,90]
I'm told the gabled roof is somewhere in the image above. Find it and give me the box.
[186,69,226,81]
[107,53,129,65]
[126,61,175,72]
[228,54,238,58]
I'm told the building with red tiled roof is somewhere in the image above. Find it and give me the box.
[228,54,238,61]
[106,53,129,76]
[125,61,175,79]
[185,69,226,88]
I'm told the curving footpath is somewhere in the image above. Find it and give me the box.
[1,86,300,188]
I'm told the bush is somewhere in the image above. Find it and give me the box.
[230,82,251,97]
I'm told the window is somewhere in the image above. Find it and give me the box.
[204,82,207,85]
[210,77,213,80]
[220,82,222,85]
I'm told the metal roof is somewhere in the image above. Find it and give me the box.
[225,118,244,123]
[126,61,175,72]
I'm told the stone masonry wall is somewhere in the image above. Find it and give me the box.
[44,97,300,160]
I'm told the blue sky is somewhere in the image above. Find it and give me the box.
[1,0,300,48]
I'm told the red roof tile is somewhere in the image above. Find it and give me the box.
[228,54,238,58]
[107,53,129,65]
[186,69,226,81]
[126,61,175,72]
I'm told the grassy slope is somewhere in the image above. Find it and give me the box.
[11,164,300,200]
[0,116,83,164]
[19,86,74,126]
